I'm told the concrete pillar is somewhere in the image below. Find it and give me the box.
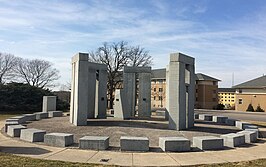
[97,69,107,118]
[42,96,56,113]
[138,73,151,118]
[70,53,89,126]
[123,72,136,117]
[87,67,96,119]
[166,53,195,130]
[114,89,130,119]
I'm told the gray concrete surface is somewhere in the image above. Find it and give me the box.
[120,136,149,151]
[44,133,74,147]
[193,136,224,150]
[79,136,109,150]
[159,137,190,152]
[20,128,46,142]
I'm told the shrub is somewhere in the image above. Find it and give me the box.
[214,103,225,110]
[0,82,69,112]
[255,105,265,112]
[246,103,254,112]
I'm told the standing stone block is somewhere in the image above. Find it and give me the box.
[20,128,46,142]
[44,133,74,147]
[35,112,49,120]
[243,125,258,130]
[258,128,266,138]
[79,136,109,150]
[23,114,36,122]
[246,129,259,138]
[48,111,63,117]
[193,136,224,150]
[4,121,19,132]
[194,113,199,119]
[212,116,228,123]
[6,116,26,124]
[236,121,252,129]
[120,136,149,151]
[42,96,56,112]
[226,119,238,126]
[237,131,257,143]
[167,53,195,130]
[7,125,27,137]
[138,72,151,118]
[159,137,190,152]
[220,133,245,148]
[199,114,212,121]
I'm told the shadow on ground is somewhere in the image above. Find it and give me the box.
[0,146,51,155]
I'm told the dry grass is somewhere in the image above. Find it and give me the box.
[0,152,112,167]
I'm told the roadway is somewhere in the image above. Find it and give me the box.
[195,109,266,122]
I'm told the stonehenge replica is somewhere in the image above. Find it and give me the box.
[114,66,152,119]
[69,52,195,131]
[70,53,108,126]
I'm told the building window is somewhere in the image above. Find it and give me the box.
[154,96,156,100]
[232,100,234,102]
[159,88,163,92]
[154,88,156,92]
[159,96,163,100]
[239,99,243,104]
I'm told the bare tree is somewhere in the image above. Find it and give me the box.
[0,53,17,84]
[127,46,153,67]
[89,41,153,109]
[15,58,60,88]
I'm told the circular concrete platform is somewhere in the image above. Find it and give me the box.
[26,116,240,150]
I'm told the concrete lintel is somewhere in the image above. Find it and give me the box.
[123,66,151,73]
[72,53,88,63]
[170,52,195,65]
[88,62,107,70]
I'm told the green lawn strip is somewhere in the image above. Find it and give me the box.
[0,152,114,167]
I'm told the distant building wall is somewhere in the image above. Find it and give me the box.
[235,88,266,111]
[195,80,218,109]
[151,78,219,109]
[218,89,236,109]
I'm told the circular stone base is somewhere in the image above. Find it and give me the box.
[26,116,240,149]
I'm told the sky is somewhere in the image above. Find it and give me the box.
[1,0,266,89]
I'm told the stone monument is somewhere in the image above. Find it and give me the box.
[166,52,195,130]
[70,53,108,126]
[114,66,151,119]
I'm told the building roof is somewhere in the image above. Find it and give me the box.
[195,73,221,81]
[233,75,266,89]
[151,68,220,81]
[151,68,166,79]
[218,88,236,93]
